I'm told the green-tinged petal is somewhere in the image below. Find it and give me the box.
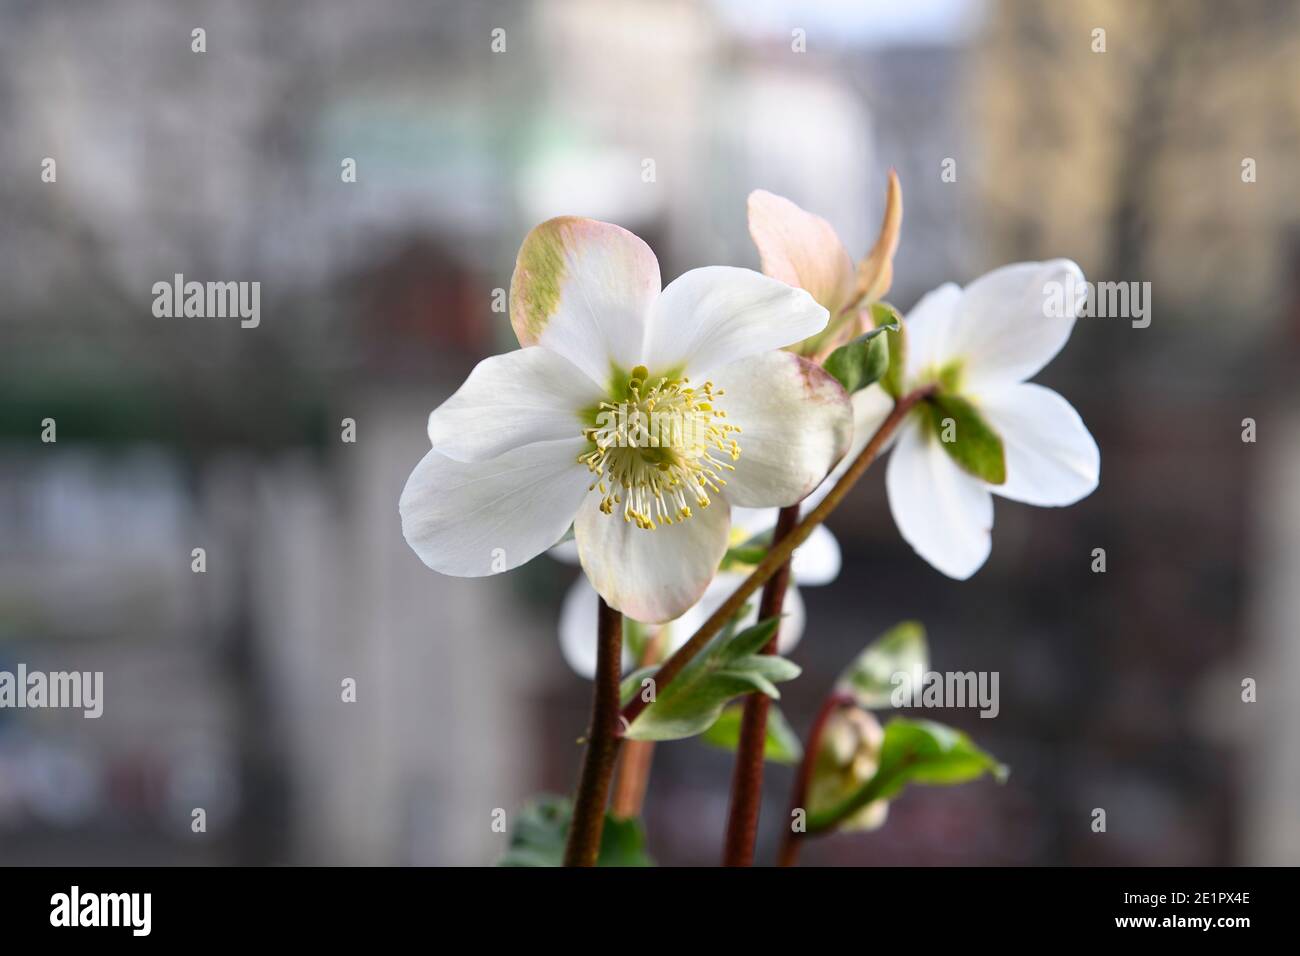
[509,216,660,389]
[885,417,993,580]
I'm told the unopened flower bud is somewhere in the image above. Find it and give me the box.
[807,706,890,832]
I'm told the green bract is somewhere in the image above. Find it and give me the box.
[823,318,895,394]
[872,302,908,399]
[807,717,1007,833]
[622,617,800,742]
[835,620,929,709]
[924,392,1008,485]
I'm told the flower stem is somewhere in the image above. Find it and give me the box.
[619,384,935,732]
[721,503,799,866]
[777,691,856,867]
[563,596,624,866]
[610,629,666,819]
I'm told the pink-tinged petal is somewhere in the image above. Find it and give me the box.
[400,438,589,577]
[853,169,903,304]
[974,382,1100,506]
[509,216,660,388]
[747,189,856,314]
[573,491,730,624]
[885,417,993,580]
[641,267,829,378]
[707,351,852,508]
[427,347,604,462]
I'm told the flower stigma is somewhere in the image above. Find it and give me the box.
[580,365,741,530]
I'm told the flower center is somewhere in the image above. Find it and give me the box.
[579,365,741,530]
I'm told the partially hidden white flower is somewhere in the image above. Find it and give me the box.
[848,260,1101,579]
[400,216,853,623]
[553,505,842,677]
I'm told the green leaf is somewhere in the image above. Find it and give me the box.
[700,703,804,764]
[498,795,654,867]
[871,302,907,399]
[806,718,1007,833]
[835,620,930,709]
[924,393,1007,484]
[824,324,892,394]
[719,618,781,660]
[623,617,650,663]
[619,666,659,707]
[871,718,1008,799]
[625,618,801,742]
[721,544,768,568]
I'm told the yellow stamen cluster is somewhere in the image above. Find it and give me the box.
[580,365,741,530]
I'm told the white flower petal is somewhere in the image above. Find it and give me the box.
[509,217,660,388]
[641,267,829,377]
[901,282,963,384]
[426,348,603,461]
[558,576,635,678]
[950,259,1086,388]
[975,382,1100,506]
[885,418,993,580]
[729,505,778,539]
[849,383,898,457]
[720,506,838,583]
[548,537,580,565]
[802,384,897,512]
[573,491,731,623]
[400,438,589,577]
[778,583,806,654]
[746,189,856,313]
[671,573,804,655]
[791,525,841,586]
[709,351,853,508]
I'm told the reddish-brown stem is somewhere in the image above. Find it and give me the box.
[721,503,800,866]
[619,384,935,733]
[777,691,856,867]
[563,597,624,866]
[610,629,666,819]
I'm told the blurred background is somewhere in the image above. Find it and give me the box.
[2,0,1298,866]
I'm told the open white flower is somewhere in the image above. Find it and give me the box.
[553,505,842,677]
[850,261,1100,579]
[400,216,853,623]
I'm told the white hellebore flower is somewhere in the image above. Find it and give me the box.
[553,505,842,677]
[851,260,1101,579]
[400,217,853,623]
